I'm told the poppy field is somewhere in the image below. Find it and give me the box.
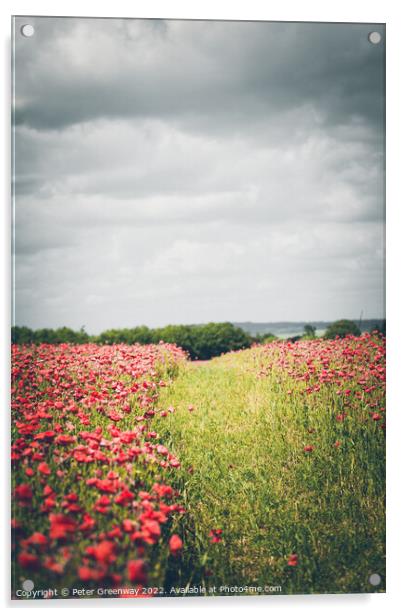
[11,333,385,598]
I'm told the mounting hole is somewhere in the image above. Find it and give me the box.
[368,31,381,45]
[22,579,34,591]
[21,24,35,38]
[369,573,381,586]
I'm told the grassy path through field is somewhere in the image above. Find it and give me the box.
[156,352,385,594]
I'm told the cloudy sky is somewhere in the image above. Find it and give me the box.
[13,17,385,333]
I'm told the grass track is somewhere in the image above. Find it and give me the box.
[156,351,385,595]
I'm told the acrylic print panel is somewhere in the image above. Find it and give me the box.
[11,16,385,600]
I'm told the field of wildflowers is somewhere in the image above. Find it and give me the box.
[11,334,385,598]
[11,343,187,598]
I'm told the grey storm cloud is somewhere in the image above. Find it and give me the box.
[14,19,385,132]
[12,16,385,332]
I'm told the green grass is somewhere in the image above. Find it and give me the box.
[156,349,385,595]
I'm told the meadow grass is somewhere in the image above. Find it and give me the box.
[156,347,385,595]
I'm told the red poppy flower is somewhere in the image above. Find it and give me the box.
[49,513,77,540]
[18,551,39,569]
[78,566,98,581]
[78,513,96,532]
[27,532,47,546]
[127,559,147,584]
[43,484,54,496]
[86,540,116,564]
[115,489,134,506]
[55,434,75,445]
[169,534,183,555]
[142,519,161,543]
[14,484,33,502]
[38,462,51,475]
[287,553,298,566]
[209,529,223,543]
[43,557,63,574]
[35,430,56,442]
[122,519,136,533]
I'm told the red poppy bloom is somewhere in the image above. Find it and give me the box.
[43,557,63,574]
[78,513,96,532]
[115,489,134,506]
[209,529,223,543]
[77,566,95,581]
[122,519,136,533]
[287,553,298,566]
[169,534,183,555]
[18,551,39,569]
[27,532,48,546]
[336,413,347,422]
[86,540,116,565]
[127,559,147,584]
[38,462,51,475]
[49,513,77,540]
[142,519,161,543]
[14,484,33,502]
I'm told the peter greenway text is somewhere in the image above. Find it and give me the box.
[15,584,282,599]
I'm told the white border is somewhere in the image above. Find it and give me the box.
[1,1,401,615]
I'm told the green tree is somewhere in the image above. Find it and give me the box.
[11,326,34,344]
[191,322,252,360]
[303,324,316,339]
[154,322,252,359]
[96,326,154,345]
[153,325,195,356]
[252,332,277,344]
[324,319,361,339]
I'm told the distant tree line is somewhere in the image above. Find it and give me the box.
[11,326,90,345]
[97,323,253,360]
[287,319,385,342]
[11,319,385,359]
[11,323,254,360]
